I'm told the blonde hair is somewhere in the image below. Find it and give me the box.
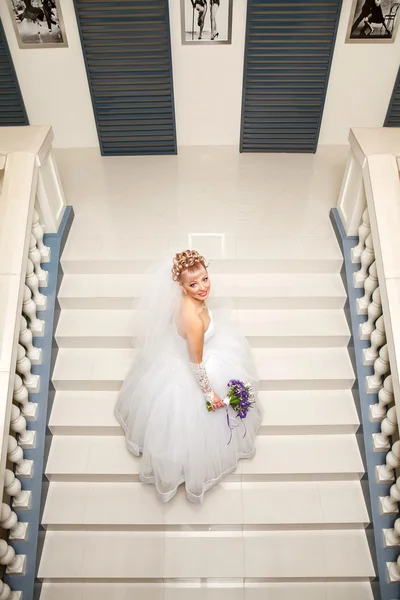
[172,250,207,282]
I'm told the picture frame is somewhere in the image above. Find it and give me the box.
[346,0,400,43]
[181,0,233,45]
[7,0,68,49]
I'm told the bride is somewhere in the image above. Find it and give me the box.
[115,250,262,503]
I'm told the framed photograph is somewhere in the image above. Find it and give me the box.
[7,0,68,48]
[346,0,400,42]
[181,0,233,45]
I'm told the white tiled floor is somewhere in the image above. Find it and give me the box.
[55,145,347,262]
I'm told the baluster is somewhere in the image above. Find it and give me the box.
[4,470,31,510]
[16,345,39,392]
[383,518,400,547]
[388,556,400,582]
[10,406,36,449]
[364,315,386,366]
[0,504,27,541]
[22,285,44,335]
[0,581,13,600]
[377,440,400,483]
[26,258,46,309]
[31,208,50,262]
[351,208,371,263]
[19,316,41,365]
[28,233,48,287]
[13,374,37,420]
[357,261,378,315]
[354,234,375,288]
[7,437,33,479]
[370,375,393,421]
[360,287,382,340]
[381,477,400,514]
[367,344,390,393]
[373,406,397,450]
[0,540,26,575]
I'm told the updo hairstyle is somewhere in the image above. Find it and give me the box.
[172,250,207,282]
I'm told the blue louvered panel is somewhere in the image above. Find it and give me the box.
[240,0,342,153]
[384,66,400,126]
[0,19,28,126]
[73,0,176,156]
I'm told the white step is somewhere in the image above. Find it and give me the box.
[55,309,350,348]
[42,480,369,528]
[48,390,360,436]
[51,347,355,391]
[39,581,374,600]
[38,529,374,580]
[45,434,364,482]
[61,256,342,275]
[58,273,346,310]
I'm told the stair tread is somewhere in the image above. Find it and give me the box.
[52,347,355,387]
[56,309,350,339]
[49,389,360,432]
[38,529,374,580]
[59,273,346,299]
[45,434,364,479]
[42,480,369,527]
[39,581,374,600]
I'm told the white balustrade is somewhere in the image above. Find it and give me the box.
[354,233,375,288]
[370,375,393,421]
[367,344,390,393]
[28,233,48,287]
[360,287,382,340]
[16,345,39,393]
[0,504,27,541]
[364,315,386,366]
[31,208,50,262]
[22,285,44,335]
[373,406,397,451]
[4,470,31,510]
[10,406,36,450]
[7,437,33,479]
[19,316,41,365]
[25,258,46,310]
[13,374,37,420]
[383,518,400,547]
[0,540,25,575]
[376,440,400,483]
[380,477,400,514]
[357,261,378,315]
[387,556,400,582]
[351,208,371,263]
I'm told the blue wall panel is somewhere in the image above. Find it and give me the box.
[240,0,342,153]
[73,0,177,156]
[0,18,28,126]
[384,65,400,126]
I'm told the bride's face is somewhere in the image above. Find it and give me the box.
[180,265,210,302]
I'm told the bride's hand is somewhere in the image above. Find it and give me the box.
[211,393,225,411]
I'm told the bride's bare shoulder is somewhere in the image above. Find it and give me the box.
[178,300,203,336]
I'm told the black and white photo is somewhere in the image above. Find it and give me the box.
[346,0,400,42]
[7,0,68,48]
[181,0,233,44]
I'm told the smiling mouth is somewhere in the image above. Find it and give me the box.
[198,291,208,297]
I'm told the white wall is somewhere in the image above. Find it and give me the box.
[2,0,400,148]
[0,0,98,148]
[169,0,247,146]
[319,0,400,145]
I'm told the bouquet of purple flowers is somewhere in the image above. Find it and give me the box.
[206,379,255,443]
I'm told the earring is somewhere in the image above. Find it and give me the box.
[183,290,187,295]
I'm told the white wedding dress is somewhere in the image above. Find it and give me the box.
[114,262,262,503]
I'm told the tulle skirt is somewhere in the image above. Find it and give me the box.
[114,313,262,503]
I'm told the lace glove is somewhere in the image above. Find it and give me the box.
[190,362,214,403]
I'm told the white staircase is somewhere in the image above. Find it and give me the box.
[39,248,376,599]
